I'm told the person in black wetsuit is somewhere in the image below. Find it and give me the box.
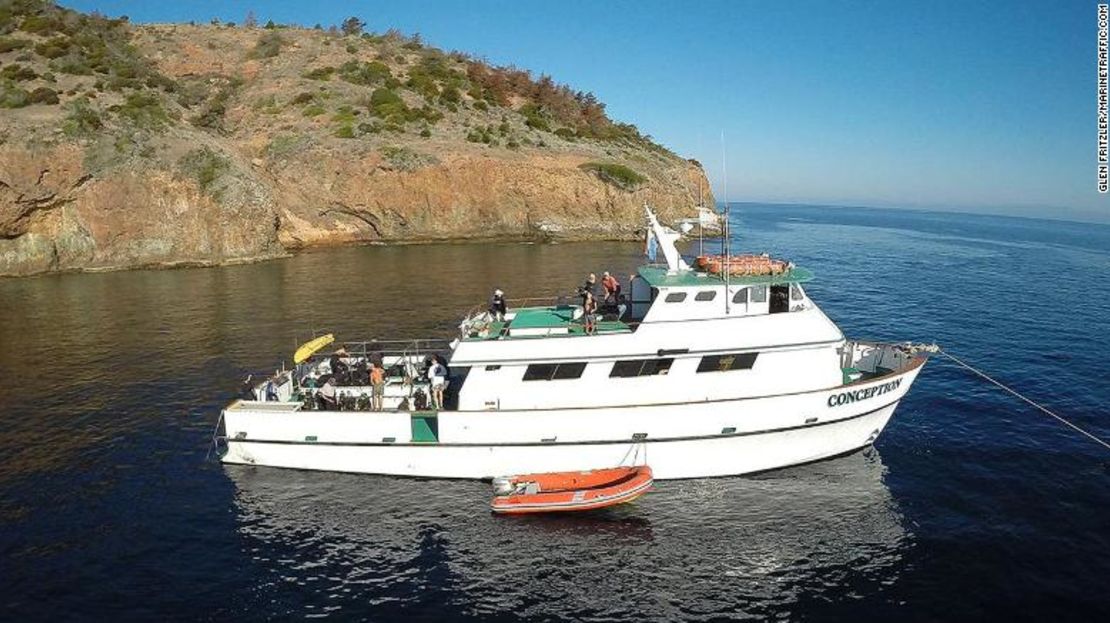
[329,349,350,385]
[581,273,598,299]
[489,288,507,321]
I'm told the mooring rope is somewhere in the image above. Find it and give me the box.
[937,348,1110,452]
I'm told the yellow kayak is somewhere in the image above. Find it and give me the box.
[293,334,335,364]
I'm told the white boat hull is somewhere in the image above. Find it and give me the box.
[221,360,923,480]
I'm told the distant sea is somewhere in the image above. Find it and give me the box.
[1,204,1107,621]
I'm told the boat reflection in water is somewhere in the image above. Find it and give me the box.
[228,449,911,619]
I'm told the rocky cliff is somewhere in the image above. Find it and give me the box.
[0,3,712,277]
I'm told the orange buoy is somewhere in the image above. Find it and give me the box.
[490,465,653,514]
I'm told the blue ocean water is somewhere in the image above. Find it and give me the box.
[0,204,1107,621]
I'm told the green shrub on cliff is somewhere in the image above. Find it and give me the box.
[252,94,281,114]
[518,103,550,132]
[18,11,66,36]
[579,162,647,191]
[266,133,310,157]
[367,87,406,117]
[179,147,229,196]
[34,36,71,58]
[0,82,30,108]
[303,66,335,81]
[379,145,438,171]
[111,92,170,130]
[27,86,58,104]
[191,80,240,132]
[0,36,32,53]
[1,63,36,81]
[338,60,392,86]
[332,105,357,123]
[290,91,314,106]
[61,96,103,135]
[248,31,284,59]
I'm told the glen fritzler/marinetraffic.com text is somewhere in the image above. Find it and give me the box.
[1099,4,1108,192]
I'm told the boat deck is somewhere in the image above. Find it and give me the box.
[464,305,632,341]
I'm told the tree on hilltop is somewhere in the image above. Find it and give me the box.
[341,17,365,36]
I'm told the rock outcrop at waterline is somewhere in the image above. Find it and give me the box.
[0,3,712,277]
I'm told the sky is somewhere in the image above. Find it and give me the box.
[63,0,1109,223]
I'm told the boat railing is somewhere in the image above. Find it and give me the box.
[505,295,578,308]
[458,294,579,330]
[841,339,937,374]
[298,337,454,364]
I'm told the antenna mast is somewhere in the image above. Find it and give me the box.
[721,131,730,315]
[697,131,705,257]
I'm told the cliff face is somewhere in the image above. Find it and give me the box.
[0,4,712,277]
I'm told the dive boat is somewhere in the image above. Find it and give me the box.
[490,466,654,514]
[218,207,931,480]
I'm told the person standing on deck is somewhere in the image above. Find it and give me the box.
[489,288,507,321]
[318,377,338,410]
[601,271,621,305]
[369,362,385,411]
[429,357,447,410]
[582,273,598,299]
[583,289,598,335]
[367,339,384,370]
[329,349,350,385]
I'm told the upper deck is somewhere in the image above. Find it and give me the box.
[459,261,816,342]
[464,304,632,341]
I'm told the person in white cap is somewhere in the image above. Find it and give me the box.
[489,288,507,321]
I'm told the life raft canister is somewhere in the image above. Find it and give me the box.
[696,254,790,277]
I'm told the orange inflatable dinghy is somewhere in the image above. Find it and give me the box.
[490,465,653,514]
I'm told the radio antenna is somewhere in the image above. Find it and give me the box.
[697,131,704,257]
[721,130,730,315]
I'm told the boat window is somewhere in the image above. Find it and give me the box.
[750,286,767,303]
[770,285,790,314]
[697,353,758,373]
[523,362,586,381]
[610,360,641,377]
[610,358,674,377]
[790,284,804,300]
[551,362,587,379]
[523,364,556,381]
[485,365,501,371]
[695,290,717,302]
[732,288,748,304]
[664,292,687,303]
[641,358,674,375]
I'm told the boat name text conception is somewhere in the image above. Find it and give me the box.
[827,378,903,407]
